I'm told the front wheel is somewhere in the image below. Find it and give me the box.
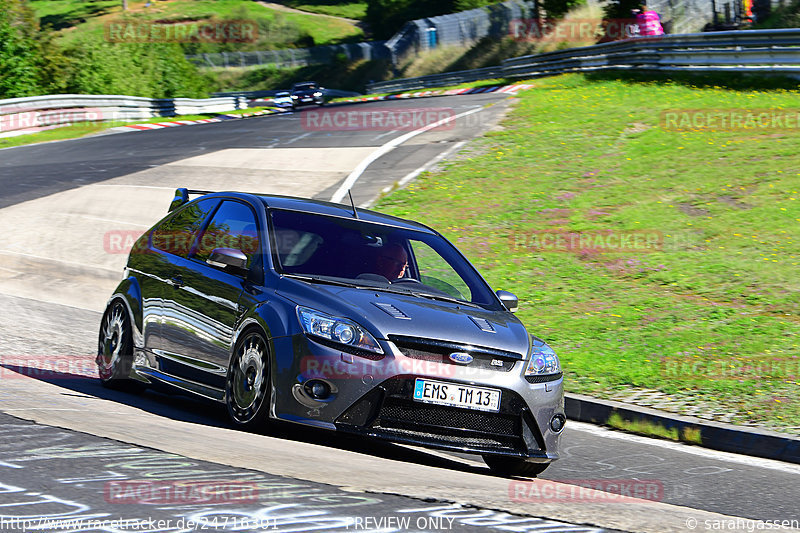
[226,329,271,430]
[97,300,145,393]
[482,455,550,477]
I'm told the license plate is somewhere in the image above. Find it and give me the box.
[413,378,501,412]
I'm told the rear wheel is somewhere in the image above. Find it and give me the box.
[482,455,550,477]
[226,329,271,430]
[97,300,145,392]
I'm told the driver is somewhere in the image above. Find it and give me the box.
[375,243,408,280]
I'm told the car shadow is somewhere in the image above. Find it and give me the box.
[1,360,497,477]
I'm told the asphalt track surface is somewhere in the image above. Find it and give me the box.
[0,94,798,532]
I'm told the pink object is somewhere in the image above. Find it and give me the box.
[637,10,664,36]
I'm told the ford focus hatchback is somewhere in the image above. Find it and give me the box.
[98,189,565,476]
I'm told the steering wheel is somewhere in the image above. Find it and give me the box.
[391,277,421,284]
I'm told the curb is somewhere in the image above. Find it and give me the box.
[565,392,800,464]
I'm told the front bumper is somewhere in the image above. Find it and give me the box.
[272,334,564,460]
[335,376,554,458]
[292,96,323,107]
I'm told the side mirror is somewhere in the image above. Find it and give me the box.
[496,290,518,313]
[207,248,248,274]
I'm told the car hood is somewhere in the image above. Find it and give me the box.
[276,277,531,357]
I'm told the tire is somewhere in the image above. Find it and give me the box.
[226,329,271,430]
[482,455,550,477]
[97,300,145,393]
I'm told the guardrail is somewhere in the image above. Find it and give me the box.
[0,94,245,135]
[367,28,800,93]
[212,88,363,99]
[367,66,505,93]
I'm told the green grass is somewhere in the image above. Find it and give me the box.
[607,413,679,441]
[282,0,367,20]
[377,73,800,433]
[30,0,363,47]
[606,412,704,444]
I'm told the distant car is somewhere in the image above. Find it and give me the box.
[97,189,565,477]
[291,81,325,108]
[271,91,293,108]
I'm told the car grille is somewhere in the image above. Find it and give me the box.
[389,335,518,372]
[375,398,522,450]
[335,377,543,455]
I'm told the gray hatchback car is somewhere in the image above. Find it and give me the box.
[98,189,565,476]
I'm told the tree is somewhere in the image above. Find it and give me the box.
[542,0,587,19]
[604,0,642,20]
[366,0,460,39]
[0,0,42,98]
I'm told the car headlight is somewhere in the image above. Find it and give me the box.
[297,307,383,354]
[525,337,560,376]
[313,91,322,97]
[291,95,298,99]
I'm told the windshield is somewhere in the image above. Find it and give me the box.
[268,209,498,308]
[293,83,317,91]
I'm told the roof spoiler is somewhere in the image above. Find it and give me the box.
[168,188,215,212]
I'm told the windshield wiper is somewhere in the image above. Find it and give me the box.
[371,284,479,308]
[283,274,368,289]
[284,274,480,307]
[408,291,480,308]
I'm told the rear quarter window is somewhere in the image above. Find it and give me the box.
[152,199,219,258]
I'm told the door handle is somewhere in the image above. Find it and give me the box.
[169,275,184,288]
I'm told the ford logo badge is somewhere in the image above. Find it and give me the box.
[449,352,473,365]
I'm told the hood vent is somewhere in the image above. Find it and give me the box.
[469,316,495,333]
[373,302,410,320]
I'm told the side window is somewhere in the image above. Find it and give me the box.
[152,199,218,258]
[194,201,260,268]
[410,241,472,301]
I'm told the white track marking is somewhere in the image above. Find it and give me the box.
[330,106,485,203]
[568,421,800,475]
[395,140,467,189]
[282,132,312,145]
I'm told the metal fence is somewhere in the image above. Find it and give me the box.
[367,28,800,93]
[187,42,390,69]
[0,95,245,135]
[386,0,538,64]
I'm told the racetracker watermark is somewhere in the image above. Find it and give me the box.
[0,356,97,380]
[509,18,638,42]
[509,230,663,253]
[301,108,456,132]
[105,20,258,43]
[661,109,800,131]
[510,479,664,503]
[0,108,104,133]
[302,355,458,380]
[104,480,259,505]
[663,359,799,380]
[103,230,258,256]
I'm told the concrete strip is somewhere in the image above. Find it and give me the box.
[0,372,787,533]
[566,393,800,464]
[0,147,376,312]
[167,147,376,172]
